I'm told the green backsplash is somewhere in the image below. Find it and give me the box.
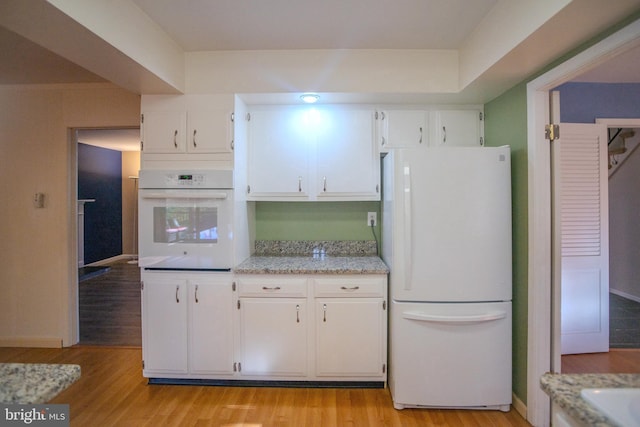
[254,201,381,241]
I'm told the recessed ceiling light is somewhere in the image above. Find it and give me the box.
[300,93,320,104]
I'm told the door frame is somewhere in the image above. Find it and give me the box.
[526,18,640,426]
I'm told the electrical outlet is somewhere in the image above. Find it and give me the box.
[367,212,377,226]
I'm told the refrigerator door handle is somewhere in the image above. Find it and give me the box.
[402,310,507,324]
[403,163,412,290]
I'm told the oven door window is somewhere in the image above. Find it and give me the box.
[153,206,218,244]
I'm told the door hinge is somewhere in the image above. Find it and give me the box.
[230,112,235,122]
[140,281,144,290]
[376,184,379,193]
[140,140,144,151]
[237,300,241,309]
[246,112,251,121]
[141,113,144,124]
[382,363,386,373]
[545,124,560,141]
[479,112,484,121]
[479,136,484,146]
[247,185,251,194]
[382,300,386,310]
[232,282,236,292]
[142,360,145,369]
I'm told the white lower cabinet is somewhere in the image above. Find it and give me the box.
[236,274,387,382]
[141,271,234,378]
[239,298,308,376]
[142,271,387,383]
[314,276,387,378]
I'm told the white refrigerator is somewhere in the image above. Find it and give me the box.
[382,146,512,411]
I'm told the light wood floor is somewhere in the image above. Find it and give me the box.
[0,346,531,427]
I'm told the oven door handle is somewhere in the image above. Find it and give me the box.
[141,192,228,200]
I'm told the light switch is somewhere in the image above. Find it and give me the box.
[34,192,45,208]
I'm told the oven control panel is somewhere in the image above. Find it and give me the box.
[166,173,205,187]
[139,170,234,189]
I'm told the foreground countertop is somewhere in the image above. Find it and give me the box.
[540,372,640,426]
[234,255,389,274]
[0,363,81,404]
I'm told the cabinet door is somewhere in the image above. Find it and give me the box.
[316,108,379,199]
[247,108,310,198]
[239,298,307,376]
[188,279,234,375]
[142,111,187,153]
[316,299,385,377]
[186,96,233,154]
[379,110,428,149]
[433,110,483,147]
[142,278,188,374]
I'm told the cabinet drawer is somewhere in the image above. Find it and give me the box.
[238,277,307,297]
[313,276,386,297]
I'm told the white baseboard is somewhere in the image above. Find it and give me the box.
[0,337,63,348]
[84,254,135,267]
[512,392,527,420]
[610,288,640,304]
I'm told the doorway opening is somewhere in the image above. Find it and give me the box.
[526,18,640,426]
[73,127,142,347]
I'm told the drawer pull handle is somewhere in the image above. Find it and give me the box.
[173,129,178,148]
[296,304,300,323]
[323,303,327,322]
[175,285,180,303]
[261,286,281,291]
[340,286,360,291]
[194,285,199,303]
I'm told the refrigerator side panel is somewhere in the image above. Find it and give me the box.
[381,152,395,276]
[389,300,512,410]
[392,146,512,302]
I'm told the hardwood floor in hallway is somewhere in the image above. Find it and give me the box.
[79,259,141,346]
[0,346,531,427]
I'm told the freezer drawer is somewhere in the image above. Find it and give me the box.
[389,301,512,411]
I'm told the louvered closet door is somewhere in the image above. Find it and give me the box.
[553,123,609,355]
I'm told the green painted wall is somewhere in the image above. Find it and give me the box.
[484,83,529,402]
[255,201,381,243]
[485,12,640,405]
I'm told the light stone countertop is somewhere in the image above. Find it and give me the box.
[0,363,81,404]
[234,255,389,275]
[540,372,640,426]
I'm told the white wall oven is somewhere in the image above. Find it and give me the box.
[138,170,234,271]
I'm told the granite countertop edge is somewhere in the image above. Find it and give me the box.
[234,255,389,275]
[540,372,640,427]
[0,363,81,404]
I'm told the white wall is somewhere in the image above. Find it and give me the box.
[0,83,140,347]
[122,151,140,256]
[609,132,640,301]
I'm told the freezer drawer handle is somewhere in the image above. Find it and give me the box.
[402,310,506,324]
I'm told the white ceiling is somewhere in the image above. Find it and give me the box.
[131,0,497,51]
[77,129,140,152]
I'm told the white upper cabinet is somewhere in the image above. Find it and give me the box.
[377,110,428,150]
[141,94,234,155]
[315,108,378,199]
[247,105,379,201]
[246,107,310,198]
[432,109,484,147]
